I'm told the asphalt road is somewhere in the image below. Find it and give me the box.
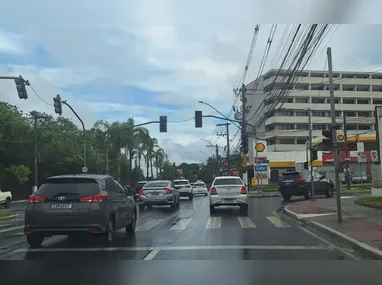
[0,195,356,260]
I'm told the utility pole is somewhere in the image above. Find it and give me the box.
[217,123,231,172]
[327,47,342,223]
[343,112,351,190]
[308,108,315,200]
[240,84,248,186]
[215,144,219,176]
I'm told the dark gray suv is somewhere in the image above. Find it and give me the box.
[24,174,137,247]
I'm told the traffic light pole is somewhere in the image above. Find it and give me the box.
[308,108,315,201]
[62,101,87,168]
[240,84,248,186]
[216,123,230,171]
[327,47,342,223]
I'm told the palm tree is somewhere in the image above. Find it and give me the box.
[147,137,158,179]
[154,148,165,177]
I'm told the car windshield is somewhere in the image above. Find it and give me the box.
[36,178,99,198]
[174,180,189,185]
[145,181,169,188]
[214,178,242,186]
[194,182,205,187]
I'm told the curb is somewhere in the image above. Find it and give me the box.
[0,214,19,220]
[248,194,280,198]
[12,200,27,204]
[354,200,382,210]
[284,205,382,260]
[309,221,382,260]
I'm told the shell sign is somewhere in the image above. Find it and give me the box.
[255,142,266,152]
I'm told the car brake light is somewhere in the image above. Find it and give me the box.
[139,189,144,195]
[210,187,217,195]
[240,186,247,194]
[296,178,305,182]
[164,188,173,194]
[80,194,108,203]
[27,195,46,203]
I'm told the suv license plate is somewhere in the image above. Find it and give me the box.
[51,203,72,209]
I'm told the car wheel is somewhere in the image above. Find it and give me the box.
[304,187,312,200]
[282,194,291,201]
[4,198,10,208]
[126,211,137,234]
[170,202,176,211]
[102,219,114,245]
[240,204,249,216]
[176,199,180,208]
[209,205,215,213]
[189,194,194,201]
[325,185,334,198]
[26,233,44,248]
[139,204,145,211]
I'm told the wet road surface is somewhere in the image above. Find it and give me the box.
[0,195,356,260]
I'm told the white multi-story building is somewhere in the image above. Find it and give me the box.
[245,69,382,158]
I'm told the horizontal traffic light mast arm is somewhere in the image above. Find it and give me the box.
[105,121,160,135]
[202,115,256,129]
[0,75,29,84]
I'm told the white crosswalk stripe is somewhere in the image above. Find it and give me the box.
[170,218,193,231]
[136,219,165,232]
[205,217,221,229]
[237,217,256,228]
[266,216,291,228]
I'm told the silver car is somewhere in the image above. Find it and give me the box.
[192,181,208,196]
[173,179,194,200]
[209,176,249,214]
[138,180,180,211]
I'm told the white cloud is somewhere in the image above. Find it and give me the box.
[0,0,382,165]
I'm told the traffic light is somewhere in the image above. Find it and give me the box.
[310,149,318,161]
[159,116,167,132]
[322,130,333,148]
[195,111,202,128]
[14,76,28,99]
[241,136,249,154]
[53,95,62,115]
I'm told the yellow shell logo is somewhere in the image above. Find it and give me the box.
[255,142,265,152]
[337,134,344,141]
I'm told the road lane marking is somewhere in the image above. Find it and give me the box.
[205,217,221,229]
[266,216,291,228]
[136,219,164,231]
[170,218,192,231]
[237,217,256,228]
[143,248,161,260]
[11,245,329,253]
[0,225,24,234]
[12,232,24,236]
[0,223,11,228]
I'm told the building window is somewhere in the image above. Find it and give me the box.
[296,138,307,144]
[344,111,356,117]
[357,99,369,104]
[312,111,327,117]
[345,124,357,130]
[276,124,294,130]
[266,125,275,132]
[295,111,308,116]
[279,139,295,144]
[327,98,339,104]
[358,125,371,130]
[296,124,309,130]
[295,98,309,103]
[335,111,342,117]
[313,124,327,130]
[373,99,382,104]
[311,97,325,104]
[267,139,276,145]
[343,98,356,104]
[275,111,294,116]
[358,111,371,117]
[282,97,293,103]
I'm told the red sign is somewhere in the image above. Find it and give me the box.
[322,149,372,163]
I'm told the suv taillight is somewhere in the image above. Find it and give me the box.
[139,189,144,195]
[296,177,305,182]
[80,193,108,203]
[28,195,46,203]
[240,186,247,194]
[210,187,217,195]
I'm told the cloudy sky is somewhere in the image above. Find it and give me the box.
[0,0,381,165]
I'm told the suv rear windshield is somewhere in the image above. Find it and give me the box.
[214,178,242,186]
[174,180,189,185]
[145,181,169,188]
[37,177,99,198]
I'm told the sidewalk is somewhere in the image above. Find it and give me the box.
[284,194,382,259]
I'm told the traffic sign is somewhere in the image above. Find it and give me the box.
[82,166,88,173]
[371,150,379,162]
[357,152,367,163]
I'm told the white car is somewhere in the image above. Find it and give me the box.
[192,182,208,196]
[209,176,248,214]
[0,189,12,208]
[173,179,194,200]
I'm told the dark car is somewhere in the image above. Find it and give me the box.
[133,181,147,193]
[279,171,334,201]
[24,174,137,248]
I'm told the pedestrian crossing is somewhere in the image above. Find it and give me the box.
[135,215,291,232]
